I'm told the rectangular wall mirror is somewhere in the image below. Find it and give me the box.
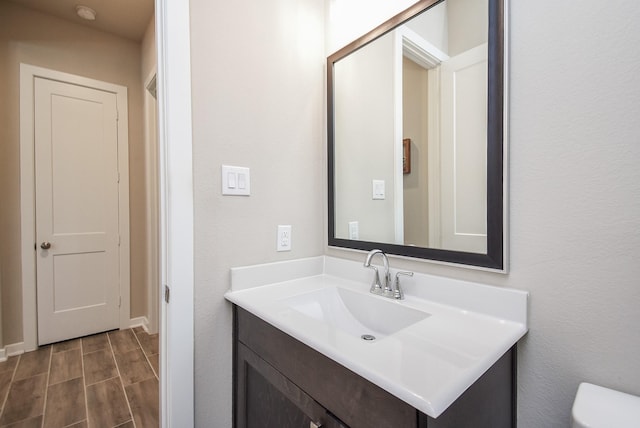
[327,0,507,270]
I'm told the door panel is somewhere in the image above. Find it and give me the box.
[439,43,488,253]
[35,77,120,345]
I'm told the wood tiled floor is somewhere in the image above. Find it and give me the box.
[0,327,159,427]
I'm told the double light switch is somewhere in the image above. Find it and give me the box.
[222,165,250,196]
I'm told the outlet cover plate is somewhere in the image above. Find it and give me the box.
[277,225,292,251]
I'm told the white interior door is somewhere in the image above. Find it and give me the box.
[439,43,488,253]
[35,77,120,345]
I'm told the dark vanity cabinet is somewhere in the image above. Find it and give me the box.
[234,307,516,428]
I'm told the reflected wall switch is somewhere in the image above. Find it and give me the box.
[372,179,385,200]
[222,165,250,195]
[348,221,359,240]
[277,225,292,251]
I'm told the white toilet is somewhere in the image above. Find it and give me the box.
[572,382,640,427]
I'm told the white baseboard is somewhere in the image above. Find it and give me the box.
[128,316,150,333]
[0,319,151,362]
[0,342,26,361]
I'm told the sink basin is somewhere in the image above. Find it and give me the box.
[280,286,430,340]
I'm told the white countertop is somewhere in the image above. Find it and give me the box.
[225,256,528,418]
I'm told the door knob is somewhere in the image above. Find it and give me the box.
[40,242,51,250]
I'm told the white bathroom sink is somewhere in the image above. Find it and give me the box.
[280,286,430,340]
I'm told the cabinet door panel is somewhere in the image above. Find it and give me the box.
[246,364,313,428]
[237,342,334,428]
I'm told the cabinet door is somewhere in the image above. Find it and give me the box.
[236,342,348,428]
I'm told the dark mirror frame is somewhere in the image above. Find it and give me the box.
[327,0,505,270]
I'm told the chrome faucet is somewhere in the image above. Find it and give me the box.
[363,250,412,300]
[363,249,390,294]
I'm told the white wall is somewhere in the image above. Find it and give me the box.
[189,0,325,425]
[327,0,640,427]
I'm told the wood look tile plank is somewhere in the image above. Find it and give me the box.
[83,348,118,386]
[113,420,135,428]
[43,377,85,428]
[82,333,109,354]
[125,377,159,428]
[136,332,159,357]
[114,349,155,386]
[108,330,139,355]
[86,378,131,428]
[48,348,82,385]
[13,347,50,380]
[0,356,18,374]
[65,420,88,428]
[0,373,47,426]
[0,370,14,408]
[148,353,159,378]
[1,415,43,427]
[51,338,81,354]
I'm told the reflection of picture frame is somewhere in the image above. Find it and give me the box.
[403,138,411,174]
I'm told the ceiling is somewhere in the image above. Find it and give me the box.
[7,0,154,41]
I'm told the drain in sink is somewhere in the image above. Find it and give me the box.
[361,334,376,341]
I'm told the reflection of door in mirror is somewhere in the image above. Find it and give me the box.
[439,44,488,253]
[401,0,489,253]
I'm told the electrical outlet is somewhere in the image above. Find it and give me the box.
[277,225,292,251]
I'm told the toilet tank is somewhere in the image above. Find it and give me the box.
[572,382,640,428]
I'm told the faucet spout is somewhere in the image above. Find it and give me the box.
[363,249,391,293]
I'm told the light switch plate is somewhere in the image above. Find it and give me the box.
[348,221,359,240]
[222,165,250,196]
[372,179,385,200]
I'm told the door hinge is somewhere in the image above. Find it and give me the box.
[118,235,121,246]
[117,172,120,183]
[116,108,119,121]
[119,296,122,308]
[164,285,170,303]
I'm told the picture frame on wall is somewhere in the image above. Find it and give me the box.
[403,138,411,174]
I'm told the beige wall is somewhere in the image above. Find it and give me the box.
[0,3,10,350]
[140,15,158,332]
[402,56,429,247]
[334,32,396,243]
[141,16,156,82]
[0,1,148,344]
[447,0,487,56]
[189,0,325,424]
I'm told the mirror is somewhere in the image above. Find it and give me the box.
[328,0,505,270]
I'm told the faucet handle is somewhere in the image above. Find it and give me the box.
[393,271,413,300]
